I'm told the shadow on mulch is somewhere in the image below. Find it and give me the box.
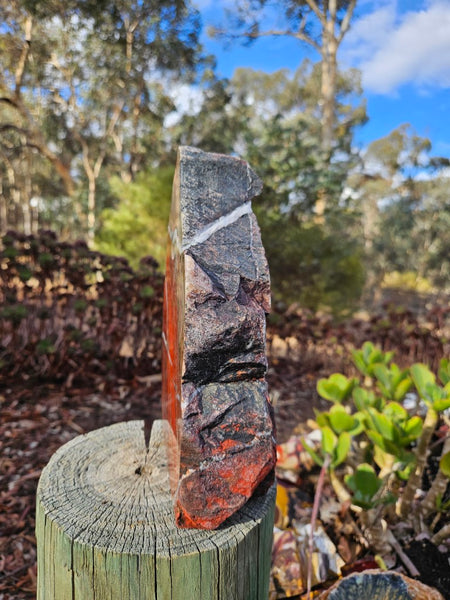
[1,344,449,599]
[0,377,162,599]
[0,352,324,599]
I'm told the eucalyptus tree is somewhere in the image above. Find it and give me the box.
[0,0,72,232]
[211,0,358,156]
[0,0,206,239]
[349,124,450,292]
[227,61,365,215]
[219,63,366,311]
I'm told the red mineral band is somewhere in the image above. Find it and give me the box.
[161,146,276,529]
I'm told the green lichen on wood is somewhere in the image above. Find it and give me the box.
[36,420,275,600]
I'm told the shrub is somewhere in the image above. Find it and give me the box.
[258,213,365,316]
[304,343,450,552]
[0,230,164,383]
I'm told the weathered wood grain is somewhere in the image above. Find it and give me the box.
[36,420,275,599]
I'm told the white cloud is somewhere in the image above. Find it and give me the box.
[341,2,396,65]
[164,83,204,127]
[341,1,450,94]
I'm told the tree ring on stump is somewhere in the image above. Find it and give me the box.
[36,419,275,600]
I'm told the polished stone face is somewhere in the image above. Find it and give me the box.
[162,146,276,530]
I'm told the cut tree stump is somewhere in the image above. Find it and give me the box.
[36,419,276,600]
[318,569,444,600]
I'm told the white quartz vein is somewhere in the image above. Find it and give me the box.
[181,201,252,251]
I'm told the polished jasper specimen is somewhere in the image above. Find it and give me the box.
[162,146,276,530]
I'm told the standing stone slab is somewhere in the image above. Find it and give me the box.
[162,146,276,530]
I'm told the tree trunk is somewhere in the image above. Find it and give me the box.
[45,151,75,197]
[22,152,32,235]
[36,420,275,600]
[87,173,96,244]
[315,13,339,219]
[22,197,32,235]
[397,407,438,519]
[319,0,338,156]
[0,178,7,234]
[320,36,337,156]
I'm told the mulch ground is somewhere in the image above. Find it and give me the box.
[0,351,320,599]
[1,234,449,598]
[1,316,449,599]
[0,377,163,599]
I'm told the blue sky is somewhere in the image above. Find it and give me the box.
[196,0,450,158]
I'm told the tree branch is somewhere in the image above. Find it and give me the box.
[327,0,337,42]
[93,101,124,179]
[34,142,75,196]
[244,28,321,53]
[338,0,357,43]
[386,529,420,578]
[15,16,33,95]
[74,134,93,179]
[49,53,79,116]
[304,0,326,27]
[0,124,29,136]
[432,522,450,546]
[329,0,337,22]
[1,91,75,196]
[0,96,20,109]
[0,96,74,196]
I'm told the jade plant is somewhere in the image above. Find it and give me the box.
[304,342,450,552]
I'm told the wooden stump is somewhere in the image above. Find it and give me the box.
[36,420,275,600]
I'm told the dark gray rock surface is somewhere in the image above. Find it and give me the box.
[162,146,276,529]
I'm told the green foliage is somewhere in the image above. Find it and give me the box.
[0,304,29,325]
[0,230,164,381]
[74,299,88,313]
[171,74,243,156]
[382,271,433,293]
[371,363,412,402]
[435,493,450,513]
[17,266,33,282]
[317,373,357,403]
[213,1,364,158]
[0,0,205,238]
[190,63,366,314]
[352,341,394,377]
[375,195,450,292]
[139,285,155,299]
[36,338,56,355]
[439,358,450,385]
[327,404,361,435]
[307,344,449,520]
[95,167,173,269]
[303,427,351,469]
[410,364,450,412]
[236,63,365,216]
[258,211,365,314]
[1,0,448,309]
[352,125,450,294]
[440,452,450,478]
[344,464,387,510]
